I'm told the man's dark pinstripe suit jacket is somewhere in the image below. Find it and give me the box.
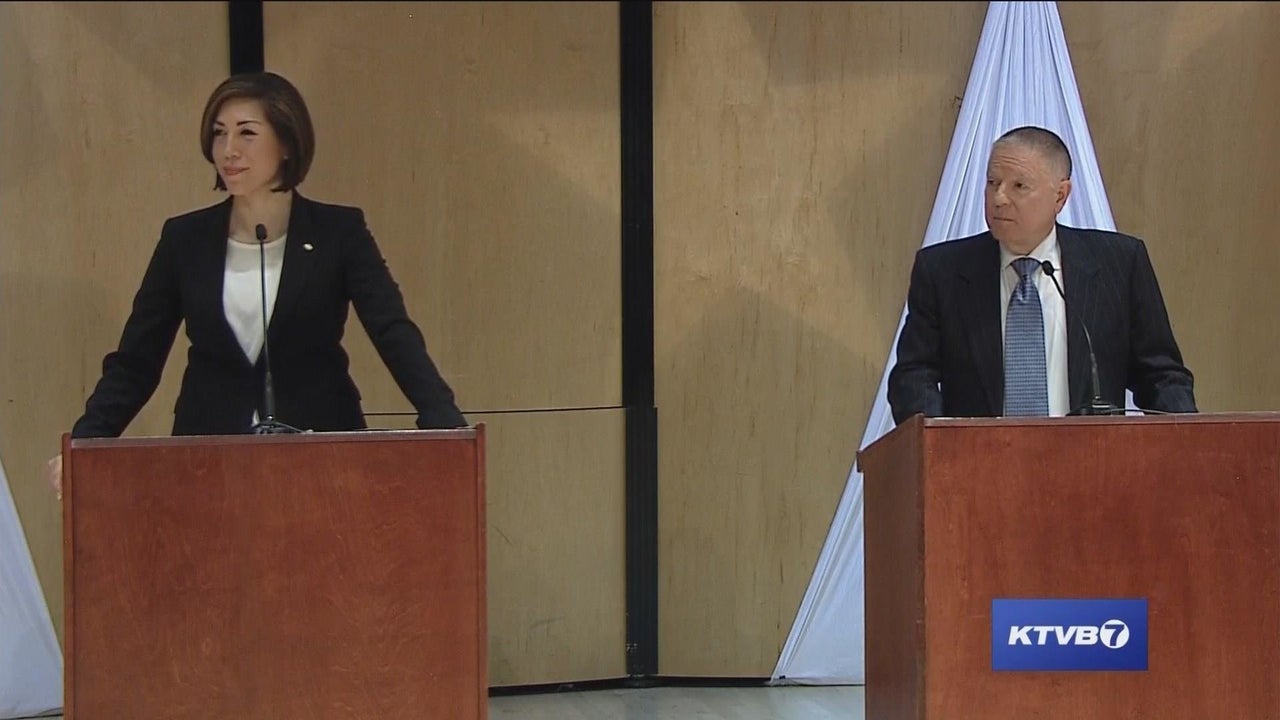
[888,224,1197,424]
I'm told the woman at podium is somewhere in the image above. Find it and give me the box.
[49,71,466,494]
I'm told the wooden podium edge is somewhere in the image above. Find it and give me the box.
[66,427,477,450]
[60,432,74,720]
[856,413,928,720]
[475,422,489,719]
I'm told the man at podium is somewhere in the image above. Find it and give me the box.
[887,126,1196,424]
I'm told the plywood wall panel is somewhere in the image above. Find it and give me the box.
[0,1,228,644]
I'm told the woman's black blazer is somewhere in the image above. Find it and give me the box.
[71,192,466,438]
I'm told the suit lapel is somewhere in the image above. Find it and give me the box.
[957,234,1003,415]
[197,198,255,370]
[269,191,317,343]
[1057,225,1100,411]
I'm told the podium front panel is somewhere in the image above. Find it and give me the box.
[64,430,486,720]
[862,415,1280,720]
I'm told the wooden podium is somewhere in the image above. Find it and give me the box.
[859,413,1280,720]
[62,427,487,720]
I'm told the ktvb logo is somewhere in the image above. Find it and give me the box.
[1006,619,1130,649]
[992,599,1147,671]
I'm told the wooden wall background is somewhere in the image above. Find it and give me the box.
[652,1,992,676]
[0,0,228,658]
[261,2,625,686]
[652,0,1280,675]
[2,0,1276,687]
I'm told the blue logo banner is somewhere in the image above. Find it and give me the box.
[991,598,1148,671]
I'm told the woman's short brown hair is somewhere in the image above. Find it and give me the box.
[200,72,315,192]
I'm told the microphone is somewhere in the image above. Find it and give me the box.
[251,223,302,435]
[1040,260,1123,416]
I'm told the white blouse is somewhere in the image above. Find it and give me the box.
[223,235,287,364]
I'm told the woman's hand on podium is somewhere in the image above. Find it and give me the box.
[47,454,62,501]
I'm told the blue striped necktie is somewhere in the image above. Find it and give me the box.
[1004,257,1049,416]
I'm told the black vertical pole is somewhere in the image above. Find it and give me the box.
[228,1,265,75]
[620,0,658,679]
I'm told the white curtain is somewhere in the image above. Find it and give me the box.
[0,457,63,718]
[772,1,1118,685]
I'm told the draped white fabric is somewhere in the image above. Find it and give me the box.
[772,1,1118,685]
[0,457,63,718]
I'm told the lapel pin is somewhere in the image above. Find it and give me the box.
[303,243,314,251]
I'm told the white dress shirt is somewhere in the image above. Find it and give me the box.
[999,228,1069,417]
[223,234,286,364]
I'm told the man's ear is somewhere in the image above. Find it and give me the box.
[1055,178,1072,213]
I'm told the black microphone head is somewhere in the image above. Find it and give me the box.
[1040,259,1056,276]
[255,224,268,242]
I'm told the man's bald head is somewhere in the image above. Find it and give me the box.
[993,126,1072,181]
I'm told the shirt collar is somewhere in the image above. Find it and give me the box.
[999,225,1059,270]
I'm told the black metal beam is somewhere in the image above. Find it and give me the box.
[228,1,265,75]
[620,0,658,679]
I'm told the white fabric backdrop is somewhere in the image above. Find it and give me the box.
[772,1,1119,684]
[0,457,63,718]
